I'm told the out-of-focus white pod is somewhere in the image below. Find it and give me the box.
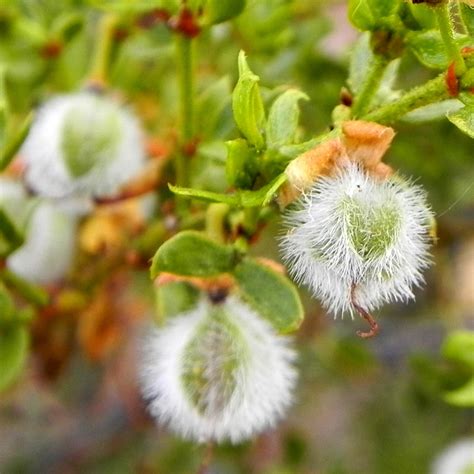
[280,164,433,316]
[140,295,297,444]
[7,200,78,284]
[431,438,474,474]
[22,92,146,199]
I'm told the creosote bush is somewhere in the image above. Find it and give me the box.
[0,0,473,471]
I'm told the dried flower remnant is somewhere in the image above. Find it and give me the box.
[140,295,297,444]
[279,121,395,206]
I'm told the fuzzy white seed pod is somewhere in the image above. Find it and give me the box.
[431,438,474,474]
[280,164,433,316]
[22,92,146,199]
[140,295,297,444]
[7,200,78,284]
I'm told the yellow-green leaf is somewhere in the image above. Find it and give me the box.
[447,106,474,138]
[233,258,304,333]
[232,51,265,149]
[150,231,237,279]
[0,325,28,391]
[266,89,308,148]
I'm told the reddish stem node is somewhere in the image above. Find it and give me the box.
[445,62,459,97]
[171,8,201,38]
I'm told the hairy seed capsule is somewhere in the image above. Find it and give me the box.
[140,296,297,444]
[21,92,145,199]
[280,164,433,316]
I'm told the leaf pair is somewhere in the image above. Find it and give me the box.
[151,231,303,333]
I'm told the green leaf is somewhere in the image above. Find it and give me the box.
[169,172,287,208]
[348,0,399,30]
[155,281,201,321]
[442,330,474,368]
[225,138,258,189]
[0,283,15,323]
[349,32,371,95]
[232,51,265,149]
[0,113,33,172]
[402,99,464,123]
[266,89,308,148]
[0,67,8,151]
[233,258,303,333]
[368,0,398,18]
[280,129,339,159]
[150,231,238,279]
[0,324,28,392]
[91,0,179,14]
[190,141,228,193]
[405,2,436,30]
[205,0,246,25]
[348,0,375,30]
[53,12,84,42]
[0,208,24,257]
[407,31,471,70]
[447,106,474,138]
[1,269,49,307]
[460,3,474,37]
[196,76,232,139]
[443,377,474,407]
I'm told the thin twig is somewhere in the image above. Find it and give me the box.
[196,442,214,474]
[351,283,379,339]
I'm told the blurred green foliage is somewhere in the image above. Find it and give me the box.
[0,0,473,473]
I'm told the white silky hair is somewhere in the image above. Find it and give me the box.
[140,295,297,444]
[22,92,145,199]
[7,200,78,284]
[431,438,474,474]
[280,164,433,316]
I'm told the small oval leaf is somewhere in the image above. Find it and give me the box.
[150,231,237,279]
[205,0,246,25]
[443,377,474,407]
[0,324,29,392]
[233,258,304,333]
[232,51,265,149]
[447,106,474,138]
[0,209,24,257]
[266,89,308,148]
[407,31,471,70]
[442,330,474,368]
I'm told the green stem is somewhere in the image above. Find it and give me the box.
[89,14,117,84]
[175,34,195,189]
[352,54,389,117]
[362,72,450,124]
[242,207,260,235]
[435,2,466,75]
[205,204,229,243]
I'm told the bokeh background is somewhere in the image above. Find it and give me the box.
[0,1,473,473]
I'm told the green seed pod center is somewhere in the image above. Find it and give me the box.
[180,306,246,416]
[342,196,401,261]
[61,97,121,178]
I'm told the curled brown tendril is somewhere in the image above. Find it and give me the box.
[351,283,379,339]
